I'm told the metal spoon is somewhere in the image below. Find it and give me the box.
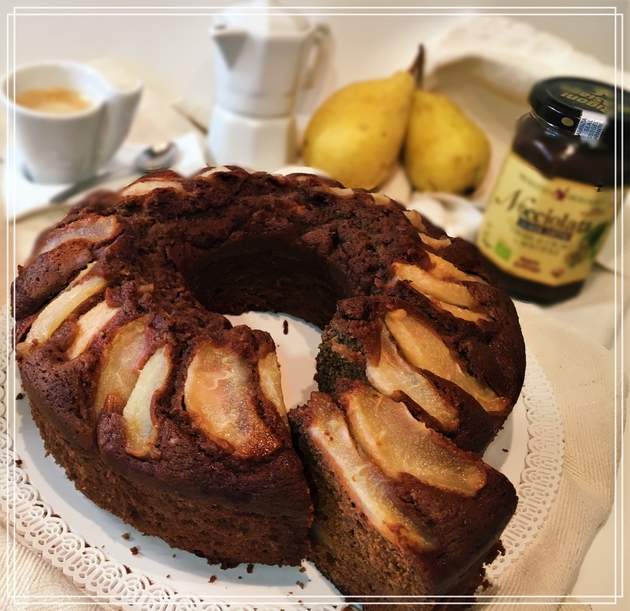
[134,140,180,172]
[49,140,180,203]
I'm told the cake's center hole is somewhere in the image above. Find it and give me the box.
[185,238,353,329]
[183,238,354,410]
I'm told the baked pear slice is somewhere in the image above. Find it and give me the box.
[391,260,490,323]
[184,339,282,458]
[17,264,106,358]
[123,345,171,458]
[296,391,436,552]
[258,351,288,424]
[384,309,508,414]
[366,324,460,432]
[94,315,150,416]
[38,215,120,255]
[338,382,486,497]
[66,300,120,360]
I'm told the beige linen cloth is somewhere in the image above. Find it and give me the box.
[0,21,626,611]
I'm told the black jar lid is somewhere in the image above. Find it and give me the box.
[529,76,630,142]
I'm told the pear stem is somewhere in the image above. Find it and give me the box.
[409,44,425,90]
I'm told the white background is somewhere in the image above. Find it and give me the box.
[2,0,628,121]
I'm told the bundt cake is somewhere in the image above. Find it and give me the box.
[13,166,525,605]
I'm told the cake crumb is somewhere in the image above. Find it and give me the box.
[172,553,176,558]
[247,563,254,573]
[208,575,217,583]
[123,565,131,574]
[16,393,24,400]
[238,575,242,580]
[502,448,509,453]
[288,592,293,595]
[283,320,289,335]
[299,566,306,573]
[296,580,305,589]
[166,574,170,579]
[121,532,130,540]
[14,459,22,466]
[130,546,139,556]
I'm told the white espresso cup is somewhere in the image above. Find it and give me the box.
[1,61,143,184]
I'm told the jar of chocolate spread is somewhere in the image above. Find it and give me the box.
[476,76,630,303]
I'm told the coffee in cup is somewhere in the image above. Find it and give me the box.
[1,61,143,184]
[16,87,93,114]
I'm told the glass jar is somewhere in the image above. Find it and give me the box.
[476,76,630,303]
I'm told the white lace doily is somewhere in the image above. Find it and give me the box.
[0,305,564,608]
[485,347,564,581]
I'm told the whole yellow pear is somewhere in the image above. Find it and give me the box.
[302,70,415,190]
[404,91,491,194]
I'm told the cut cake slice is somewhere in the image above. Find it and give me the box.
[289,381,518,610]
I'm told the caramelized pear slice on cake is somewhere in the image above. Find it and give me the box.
[122,176,185,198]
[384,309,508,414]
[123,345,171,457]
[418,232,452,250]
[258,351,288,424]
[66,300,120,359]
[391,261,492,323]
[366,324,459,431]
[184,340,282,458]
[39,215,120,255]
[339,383,486,497]
[94,315,149,416]
[17,264,106,358]
[425,252,486,285]
[304,392,436,552]
[434,301,489,323]
[392,261,475,308]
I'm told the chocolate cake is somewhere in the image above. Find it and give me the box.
[13,166,525,600]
